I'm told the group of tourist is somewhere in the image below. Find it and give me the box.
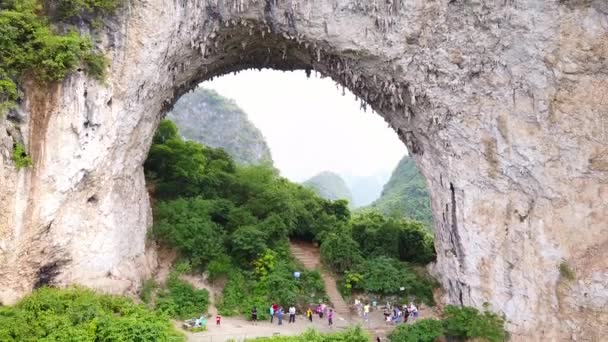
[261,302,335,326]
[382,302,418,324]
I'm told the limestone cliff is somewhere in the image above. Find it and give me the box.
[167,87,272,165]
[0,1,606,340]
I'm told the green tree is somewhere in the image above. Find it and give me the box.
[231,225,268,264]
[320,230,363,273]
[153,198,226,268]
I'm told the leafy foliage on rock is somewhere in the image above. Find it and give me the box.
[11,142,33,169]
[0,0,113,113]
[0,287,184,341]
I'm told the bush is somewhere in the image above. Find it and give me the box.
[139,279,157,304]
[155,273,209,319]
[0,287,184,341]
[443,305,506,342]
[56,0,119,20]
[559,261,575,281]
[389,319,444,342]
[11,143,33,169]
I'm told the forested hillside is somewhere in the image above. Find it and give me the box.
[366,156,433,229]
[303,171,354,204]
[168,88,272,165]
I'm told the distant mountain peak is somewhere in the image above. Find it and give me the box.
[303,171,354,205]
[167,87,273,165]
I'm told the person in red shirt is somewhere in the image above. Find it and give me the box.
[216,315,221,325]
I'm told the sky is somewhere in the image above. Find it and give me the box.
[202,69,406,183]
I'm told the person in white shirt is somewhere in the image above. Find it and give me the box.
[288,306,296,323]
[409,302,418,319]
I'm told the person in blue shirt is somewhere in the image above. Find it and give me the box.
[277,307,284,325]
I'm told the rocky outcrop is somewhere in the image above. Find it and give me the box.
[0,1,606,340]
[167,87,273,165]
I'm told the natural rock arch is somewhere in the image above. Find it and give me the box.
[0,1,606,340]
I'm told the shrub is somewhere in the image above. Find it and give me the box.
[389,319,444,342]
[56,0,119,20]
[559,261,575,281]
[139,279,157,304]
[11,143,33,169]
[155,273,209,319]
[207,254,234,282]
[0,287,184,341]
[443,305,506,342]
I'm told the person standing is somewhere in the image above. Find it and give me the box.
[215,315,221,326]
[306,307,313,322]
[328,308,334,327]
[251,307,258,325]
[409,302,418,319]
[288,306,296,323]
[269,305,275,323]
[363,303,370,322]
[277,307,284,325]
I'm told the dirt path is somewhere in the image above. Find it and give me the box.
[289,241,350,317]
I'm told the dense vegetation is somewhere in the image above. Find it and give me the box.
[0,0,114,113]
[388,305,506,342]
[365,155,433,229]
[246,327,368,341]
[145,120,438,316]
[168,87,273,165]
[303,171,354,205]
[0,287,184,341]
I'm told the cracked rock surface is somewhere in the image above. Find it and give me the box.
[0,1,606,340]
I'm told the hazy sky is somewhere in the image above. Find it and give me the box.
[203,70,406,182]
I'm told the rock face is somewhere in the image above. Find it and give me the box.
[303,171,354,204]
[0,1,606,340]
[167,87,273,165]
[367,155,433,229]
